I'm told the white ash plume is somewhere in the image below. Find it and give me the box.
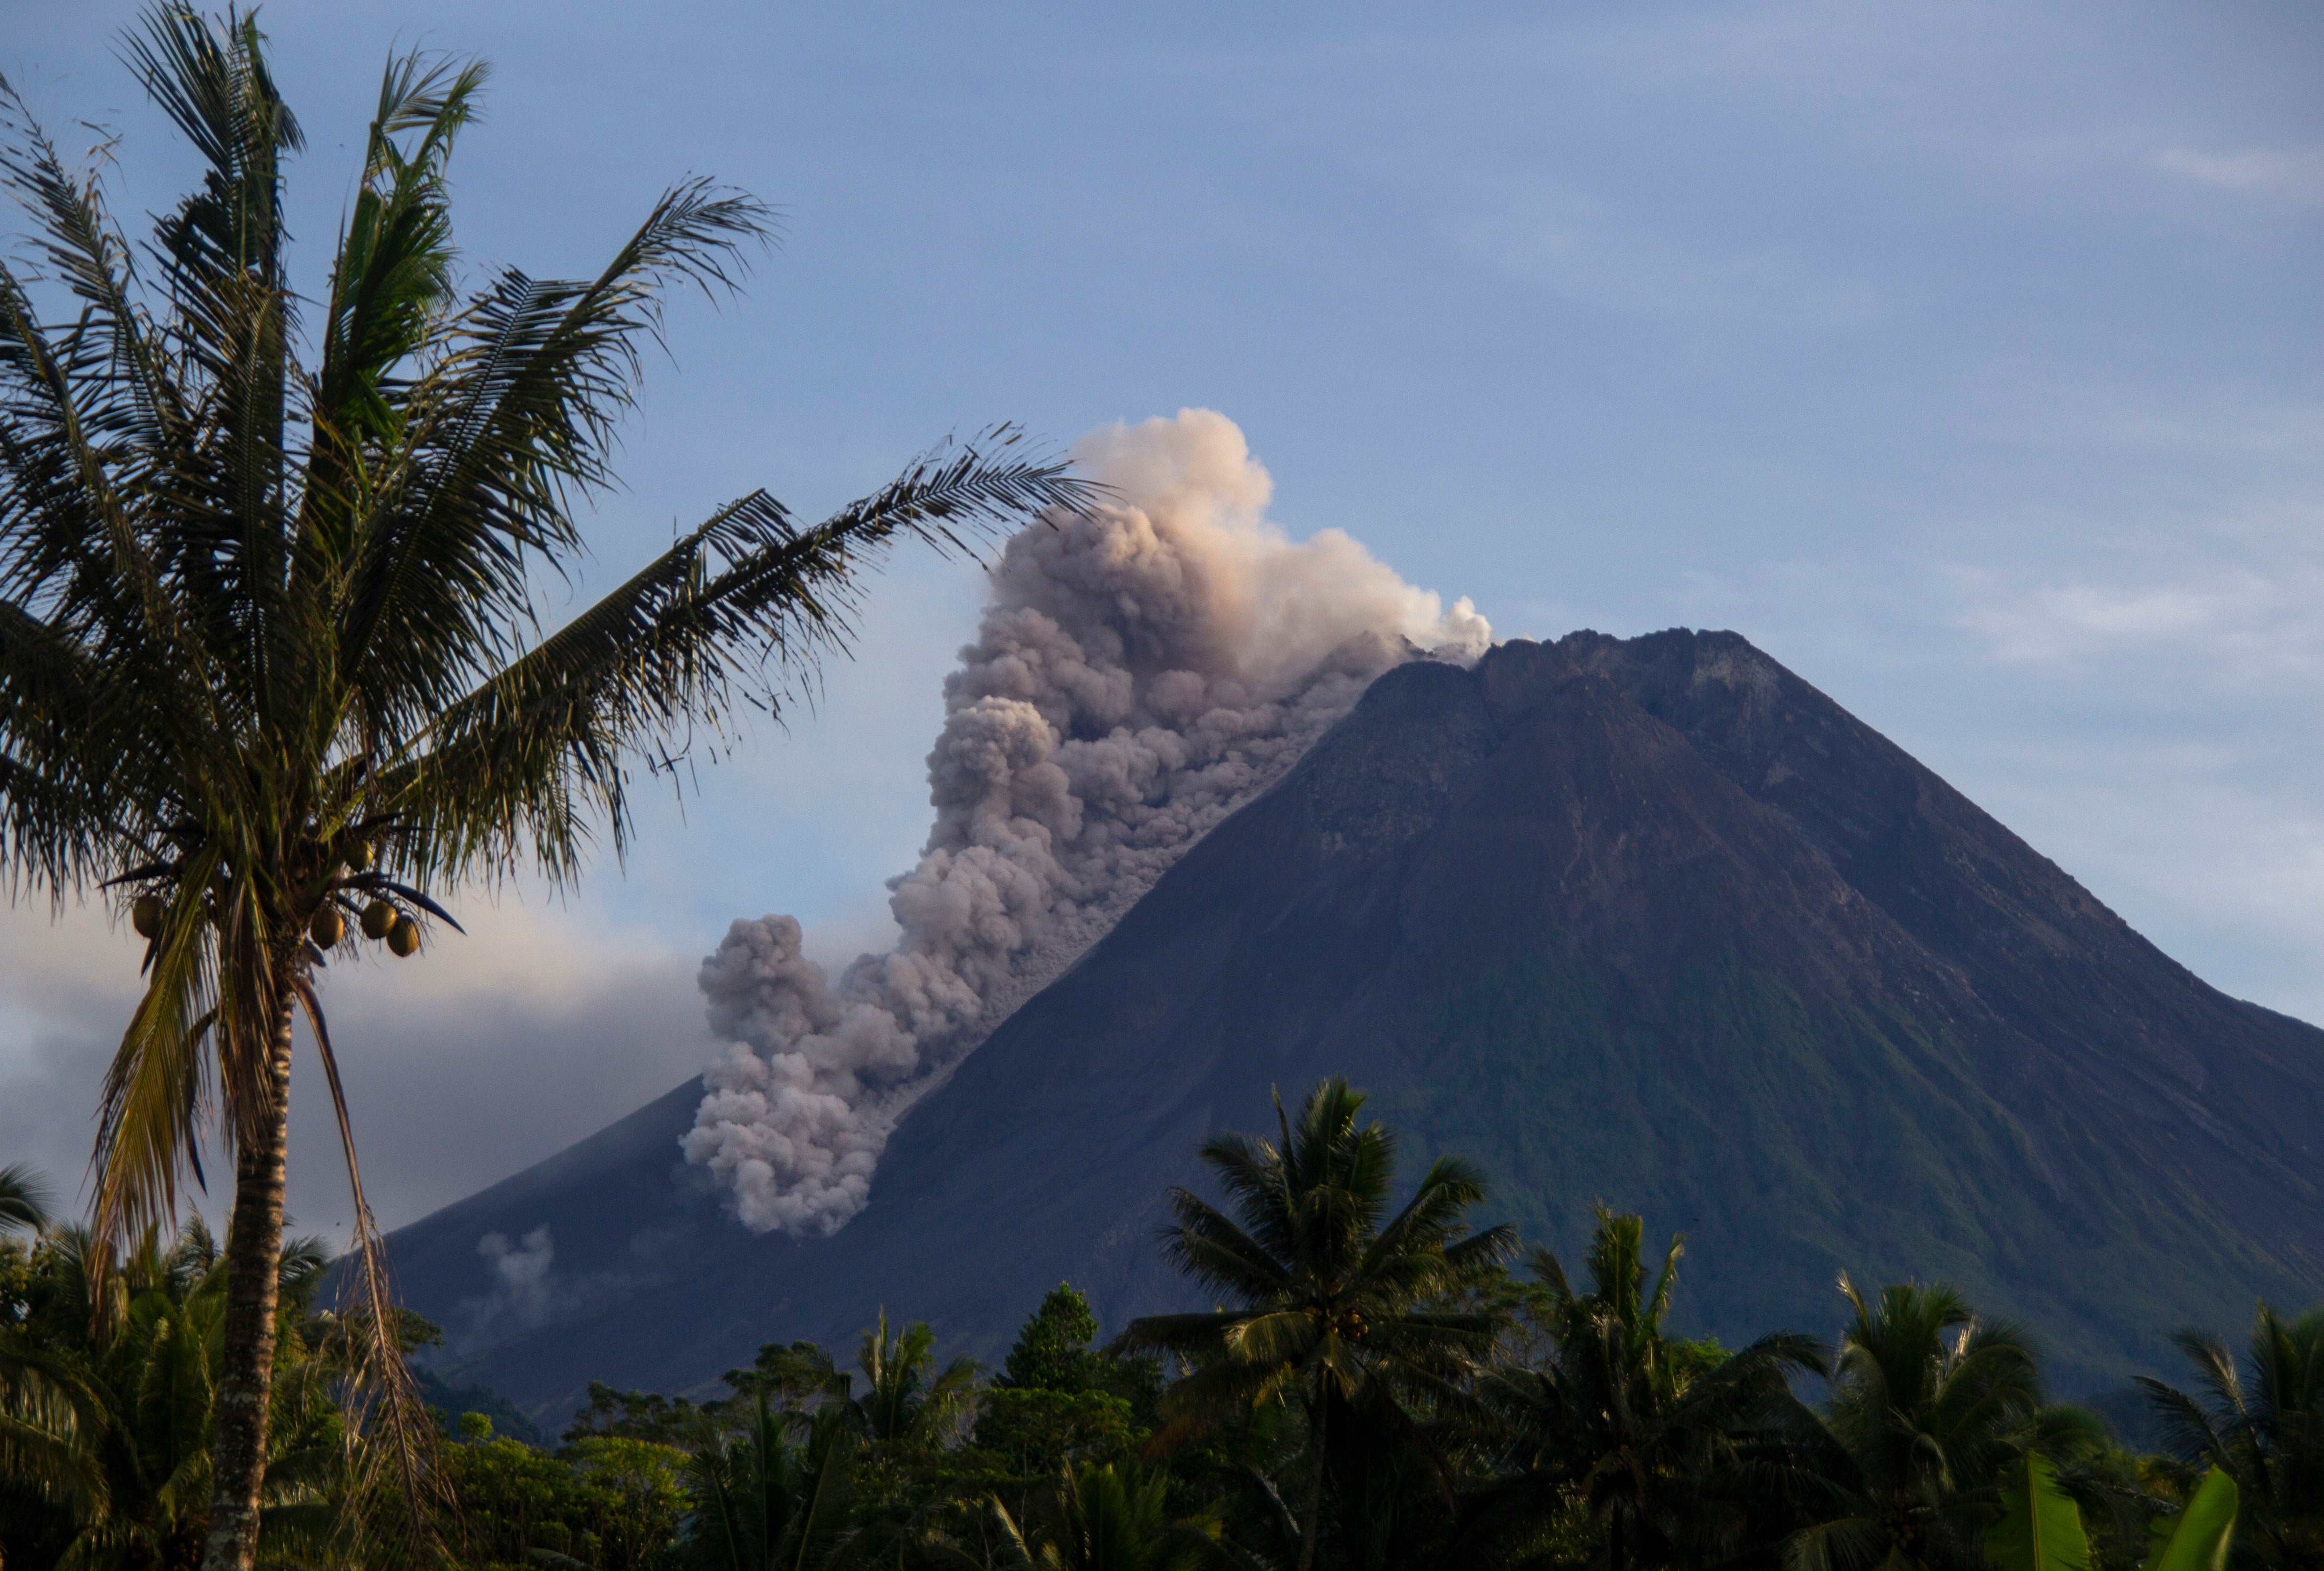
[682,409,1490,1235]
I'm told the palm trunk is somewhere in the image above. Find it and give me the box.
[201,992,296,1571]
[1296,1386,1329,1571]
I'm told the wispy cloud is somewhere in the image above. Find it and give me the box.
[1949,498,2324,683]
[1952,568,2306,671]
[2157,146,2324,204]
[1444,175,1879,324]
[1969,373,2324,463]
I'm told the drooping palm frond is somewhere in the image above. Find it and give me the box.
[2137,1305,2324,1571]
[89,847,226,1247]
[0,1358,108,1522]
[288,975,445,1553]
[0,1161,55,1233]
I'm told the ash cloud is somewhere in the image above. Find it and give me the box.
[466,1225,556,1337]
[682,410,1490,1234]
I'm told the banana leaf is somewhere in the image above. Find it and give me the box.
[1986,1452,2092,1571]
[2142,1467,2239,1571]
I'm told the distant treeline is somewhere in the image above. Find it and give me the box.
[0,1080,2314,1571]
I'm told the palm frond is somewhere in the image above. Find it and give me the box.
[377,440,1091,888]
[1159,1191,1294,1305]
[1110,1310,1249,1357]
[0,1357,108,1516]
[340,180,774,729]
[90,859,223,1254]
[1146,1358,1289,1454]
[1359,1154,1490,1279]
[310,50,481,449]
[290,976,445,1555]
[0,76,183,458]
[1225,1310,1323,1369]
[123,5,305,710]
[0,596,158,899]
[0,1160,55,1232]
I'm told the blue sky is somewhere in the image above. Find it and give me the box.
[2,0,2319,1242]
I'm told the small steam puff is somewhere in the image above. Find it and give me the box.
[469,1226,555,1334]
[682,410,1489,1234]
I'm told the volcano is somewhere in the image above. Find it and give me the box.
[385,630,2324,1423]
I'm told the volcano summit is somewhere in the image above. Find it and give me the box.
[388,629,2324,1422]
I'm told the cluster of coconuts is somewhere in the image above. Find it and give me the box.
[327,840,420,957]
[125,840,421,958]
[346,896,420,957]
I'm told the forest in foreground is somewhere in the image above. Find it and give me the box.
[0,1078,2315,1571]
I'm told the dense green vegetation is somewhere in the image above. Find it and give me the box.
[1379,952,2271,1391]
[1,1082,2316,1571]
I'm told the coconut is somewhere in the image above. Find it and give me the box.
[348,839,374,873]
[360,900,397,941]
[387,916,421,958]
[131,895,163,939]
[310,906,347,947]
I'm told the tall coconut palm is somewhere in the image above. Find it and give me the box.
[1114,1078,1517,1571]
[1785,1279,2098,1571]
[0,9,1092,1569]
[2138,1304,2324,1571]
[1457,1207,1826,1571]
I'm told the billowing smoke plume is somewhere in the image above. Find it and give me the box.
[682,410,1490,1234]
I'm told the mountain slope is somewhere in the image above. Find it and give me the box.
[387,631,2324,1421]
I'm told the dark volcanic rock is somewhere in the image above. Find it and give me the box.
[387,631,2324,1422]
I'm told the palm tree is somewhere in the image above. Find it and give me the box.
[0,8,1091,1568]
[1785,1279,2096,1571]
[1114,1078,1517,1571]
[679,1389,860,1571]
[1457,1207,1826,1571]
[2138,1304,2324,1571]
[856,1311,982,1448]
[0,1220,349,1571]
[985,1460,1224,1571]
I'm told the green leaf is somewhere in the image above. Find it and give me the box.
[1985,1452,2092,1571]
[2141,1467,2239,1571]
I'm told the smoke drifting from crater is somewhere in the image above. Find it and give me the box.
[682,410,1490,1234]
